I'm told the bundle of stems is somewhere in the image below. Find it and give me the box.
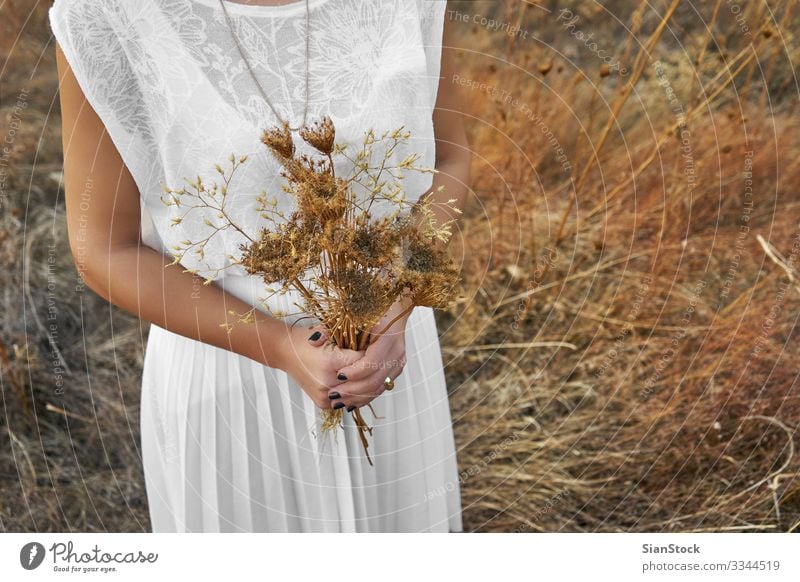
[161,116,461,464]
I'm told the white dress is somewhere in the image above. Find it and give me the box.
[49,0,463,532]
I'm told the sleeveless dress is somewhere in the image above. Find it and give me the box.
[49,0,463,532]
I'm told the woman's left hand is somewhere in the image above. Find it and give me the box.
[328,292,414,408]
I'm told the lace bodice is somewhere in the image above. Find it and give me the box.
[49,0,446,280]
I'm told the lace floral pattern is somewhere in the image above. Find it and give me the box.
[49,0,447,280]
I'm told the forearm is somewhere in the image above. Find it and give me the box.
[80,242,289,369]
[415,151,471,250]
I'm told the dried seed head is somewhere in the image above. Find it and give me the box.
[394,235,460,309]
[299,116,335,155]
[261,121,295,160]
[334,264,397,326]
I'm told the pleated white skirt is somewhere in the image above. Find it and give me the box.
[139,273,463,532]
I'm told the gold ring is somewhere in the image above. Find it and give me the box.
[383,376,395,391]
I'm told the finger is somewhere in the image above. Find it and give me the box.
[327,345,366,370]
[317,397,334,410]
[336,384,378,409]
[363,358,406,397]
[334,377,381,405]
[340,350,405,383]
[335,356,378,382]
[336,338,393,381]
[336,370,397,407]
[306,324,329,347]
[325,356,363,403]
[383,362,405,384]
[304,383,335,410]
[386,352,407,380]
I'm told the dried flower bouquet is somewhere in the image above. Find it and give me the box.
[160,116,460,465]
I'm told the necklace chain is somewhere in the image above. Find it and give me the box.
[218,0,311,131]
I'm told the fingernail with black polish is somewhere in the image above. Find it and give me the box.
[333,401,345,409]
[346,405,356,412]
[308,331,322,341]
[329,391,341,400]
[337,372,348,381]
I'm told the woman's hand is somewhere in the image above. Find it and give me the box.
[272,322,365,410]
[328,292,414,410]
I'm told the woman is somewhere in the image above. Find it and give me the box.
[50,0,471,532]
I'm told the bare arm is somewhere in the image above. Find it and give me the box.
[55,41,363,403]
[415,16,473,248]
[55,41,287,367]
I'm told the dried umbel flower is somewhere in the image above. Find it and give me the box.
[349,216,401,269]
[396,234,459,309]
[299,116,335,155]
[162,116,461,465]
[239,224,321,285]
[294,169,347,225]
[261,121,295,160]
[333,264,399,327]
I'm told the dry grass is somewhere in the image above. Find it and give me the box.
[2,0,800,532]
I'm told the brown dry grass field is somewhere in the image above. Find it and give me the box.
[2,0,800,532]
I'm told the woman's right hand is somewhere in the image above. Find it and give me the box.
[272,322,365,410]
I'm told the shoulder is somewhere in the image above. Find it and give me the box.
[50,0,140,60]
[50,0,111,22]
[49,0,128,39]
[49,0,141,101]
